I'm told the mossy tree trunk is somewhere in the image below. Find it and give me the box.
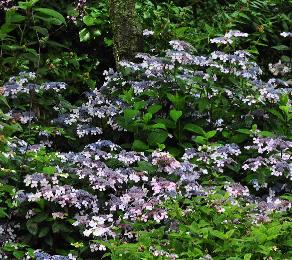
[109,0,143,65]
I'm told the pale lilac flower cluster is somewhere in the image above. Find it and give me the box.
[149,246,178,259]
[16,140,210,240]
[34,250,76,260]
[280,32,292,38]
[0,223,17,246]
[6,111,35,124]
[0,222,18,259]
[3,72,66,98]
[245,137,292,154]
[210,30,248,45]
[243,137,292,190]
[183,144,241,173]
[76,124,103,137]
[19,173,99,211]
[57,90,125,133]
[143,29,154,36]
[256,190,291,214]
[225,183,250,198]
[0,0,15,10]
[52,212,66,219]
[151,151,181,174]
[269,60,290,76]
[89,242,106,252]
[67,0,88,22]
[169,40,195,52]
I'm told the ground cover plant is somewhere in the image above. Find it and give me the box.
[0,0,291,259]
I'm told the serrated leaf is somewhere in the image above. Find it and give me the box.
[32,26,49,36]
[147,130,168,146]
[35,8,66,25]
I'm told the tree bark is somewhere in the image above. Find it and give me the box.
[109,0,143,65]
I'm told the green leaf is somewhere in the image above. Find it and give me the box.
[0,96,10,108]
[184,123,205,135]
[18,0,39,9]
[230,134,248,143]
[211,230,227,240]
[198,97,209,112]
[155,119,176,129]
[244,254,252,260]
[258,131,274,137]
[236,129,251,135]
[124,109,139,121]
[193,136,207,144]
[35,8,66,25]
[32,26,49,36]
[205,130,217,139]
[0,208,8,218]
[143,112,152,123]
[166,93,185,109]
[149,123,167,130]
[31,213,48,223]
[93,29,101,37]
[280,195,292,201]
[147,130,168,146]
[170,109,183,122]
[148,104,162,114]
[42,166,56,175]
[83,15,95,26]
[132,140,149,151]
[79,28,90,42]
[269,109,285,122]
[52,222,71,233]
[26,221,38,235]
[104,37,113,46]
[136,161,156,174]
[38,226,50,238]
[5,10,25,24]
[45,235,53,246]
[13,251,25,259]
[134,100,147,110]
[272,45,289,51]
[279,105,290,115]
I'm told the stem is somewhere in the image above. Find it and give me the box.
[19,24,27,46]
[31,11,41,69]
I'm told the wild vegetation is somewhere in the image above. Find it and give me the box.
[0,0,291,259]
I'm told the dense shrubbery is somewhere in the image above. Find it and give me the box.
[0,0,291,259]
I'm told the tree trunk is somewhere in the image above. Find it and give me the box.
[109,0,143,65]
